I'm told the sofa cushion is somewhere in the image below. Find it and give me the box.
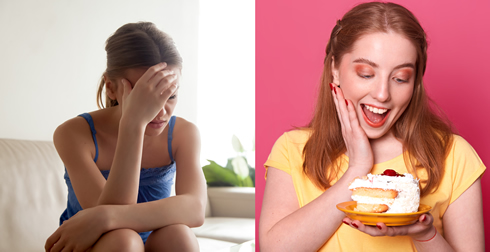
[208,187,255,218]
[192,217,255,244]
[0,139,66,252]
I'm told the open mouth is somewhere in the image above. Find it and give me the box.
[361,104,390,128]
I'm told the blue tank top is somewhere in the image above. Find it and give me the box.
[59,113,177,243]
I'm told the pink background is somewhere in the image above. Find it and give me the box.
[256,0,490,249]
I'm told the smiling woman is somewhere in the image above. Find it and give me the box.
[258,2,485,252]
[333,32,416,135]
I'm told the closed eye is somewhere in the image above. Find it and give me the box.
[394,78,408,83]
[359,74,373,79]
[169,94,177,99]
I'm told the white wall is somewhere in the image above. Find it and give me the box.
[197,1,255,166]
[0,0,199,141]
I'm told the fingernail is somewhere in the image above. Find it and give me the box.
[342,220,349,225]
[352,223,358,228]
[333,87,337,94]
[421,215,426,222]
[345,100,348,106]
[329,83,333,90]
[377,224,382,230]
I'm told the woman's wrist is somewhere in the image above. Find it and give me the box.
[97,205,115,233]
[102,204,143,233]
[344,165,373,178]
[410,226,437,242]
[98,204,127,233]
[119,115,147,133]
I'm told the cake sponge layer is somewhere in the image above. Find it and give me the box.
[355,203,389,213]
[352,187,398,199]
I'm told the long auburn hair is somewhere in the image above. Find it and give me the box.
[96,22,182,108]
[302,2,454,197]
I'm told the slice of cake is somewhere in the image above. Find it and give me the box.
[348,169,420,213]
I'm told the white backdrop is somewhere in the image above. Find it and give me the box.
[0,0,199,141]
[197,1,255,167]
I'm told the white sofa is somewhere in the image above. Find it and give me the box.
[0,138,255,252]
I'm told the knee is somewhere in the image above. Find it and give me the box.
[146,224,199,252]
[92,229,144,252]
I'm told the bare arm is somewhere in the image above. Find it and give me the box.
[172,119,208,224]
[96,120,145,205]
[53,118,106,209]
[259,167,369,251]
[418,178,484,251]
[53,115,148,208]
[103,119,206,230]
[98,63,178,205]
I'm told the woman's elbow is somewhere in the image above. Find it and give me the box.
[186,195,206,227]
[189,214,205,228]
[259,225,280,252]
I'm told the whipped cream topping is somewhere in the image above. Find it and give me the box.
[349,173,420,213]
[349,173,418,190]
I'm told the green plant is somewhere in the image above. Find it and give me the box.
[202,135,255,187]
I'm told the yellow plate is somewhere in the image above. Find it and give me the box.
[336,201,432,226]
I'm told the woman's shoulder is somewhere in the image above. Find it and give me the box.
[54,109,111,140]
[173,116,198,133]
[54,115,92,142]
[449,134,482,160]
[172,116,199,143]
[53,114,97,158]
[170,117,200,161]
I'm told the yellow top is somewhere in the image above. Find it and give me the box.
[264,130,486,252]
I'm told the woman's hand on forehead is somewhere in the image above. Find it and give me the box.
[119,62,179,127]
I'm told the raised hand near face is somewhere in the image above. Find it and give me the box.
[120,62,179,129]
[330,83,374,173]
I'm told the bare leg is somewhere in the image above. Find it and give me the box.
[91,229,144,252]
[145,224,199,252]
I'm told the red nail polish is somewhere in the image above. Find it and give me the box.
[352,223,358,228]
[329,83,333,90]
[377,224,382,230]
[421,215,426,222]
[342,220,349,225]
[345,100,348,106]
[333,87,337,94]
